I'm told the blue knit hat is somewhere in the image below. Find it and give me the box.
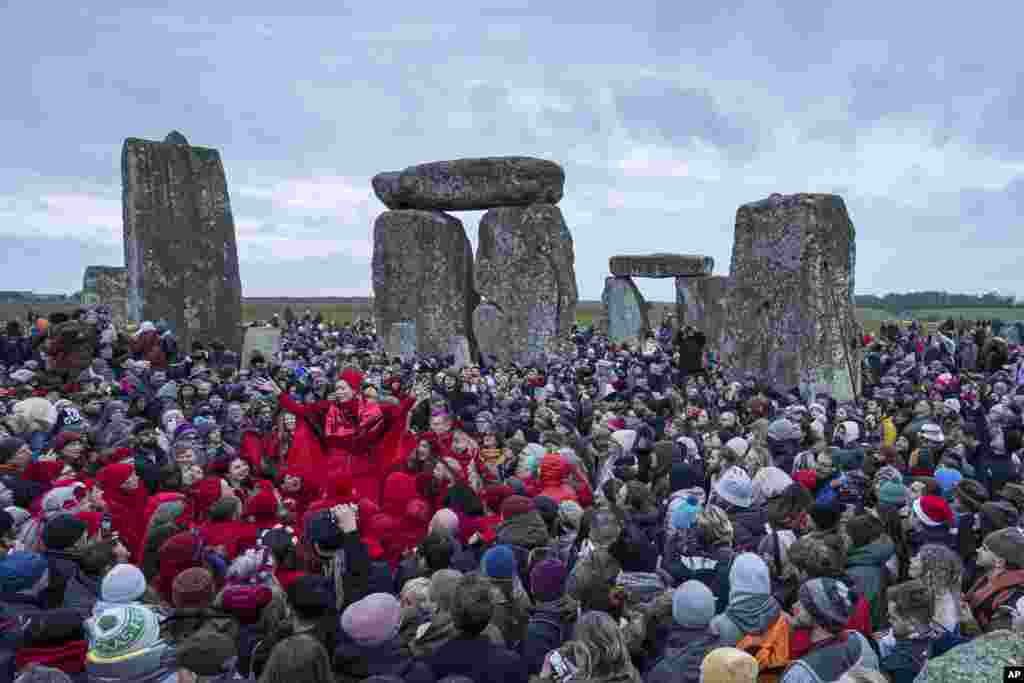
[481,545,518,580]
[671,496,701,530]
[0,550,48,595]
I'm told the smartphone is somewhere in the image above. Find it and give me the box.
[549,651,574,681]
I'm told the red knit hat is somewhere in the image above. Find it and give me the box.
[913,495,953,527]
[222,584,273,624]
[53,431,84,452]
[483,485,514,513]
[15,639,88,674]
[193,477,224,513]
[96,463,133,491]
[793,469,817,492]
[340,368,364,392]
[501,495,534,519]
[244,488,279,524]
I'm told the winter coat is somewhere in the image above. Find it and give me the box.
[845,536,896,629]
[496,510,551,550]
[418,634,528,683]
[662,543,734,613]
[408,612,506,658]
[645,626,720,683]
[727,503,768,553]
[277,394,386,478]
[781,631,878,683]
[62,569,102,614]
[521,596,578,675]
[333,633,425,683]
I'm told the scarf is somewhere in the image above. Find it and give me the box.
[325,399,359,438]
[724,592,782,635]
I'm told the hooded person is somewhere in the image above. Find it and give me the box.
[647,581,721,683]
[520,559,577,676]
[380,472,431,556]
[844,514,896,630]
[495,495,550,550]
[265,367,387,504]
[766,418,803,474]
[709,552,784,647]
[93,463,146,559]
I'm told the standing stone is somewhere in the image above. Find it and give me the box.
[122,132,243,351]
[722,193,857,391]
[82,266,128,328]
[686,275,733,352]
[473,204,577,364]
[373,157,565,211]
[372,210,476,357]
[448,335,473,369]
[602,277,649,345]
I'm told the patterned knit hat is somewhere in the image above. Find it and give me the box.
[798,578,853,632]
[86,605,161,659]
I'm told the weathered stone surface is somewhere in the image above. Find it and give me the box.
[609,254,714,278]
[372,210,477,357]
[122,134,243,351]
[685,275,733,352]
[373,157,565,211]
[82,266,128,327]
[474,204,577,364]
[721,193,857,390]
[602,277,649,344]
[448,335,472,369]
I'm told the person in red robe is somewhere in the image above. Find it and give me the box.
[257,368,387,503]
[265,410,325,481]
[94,463,147,558]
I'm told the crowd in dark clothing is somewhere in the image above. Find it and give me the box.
[2,307,1024,683]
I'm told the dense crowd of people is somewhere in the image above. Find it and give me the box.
[1,306,1024,683]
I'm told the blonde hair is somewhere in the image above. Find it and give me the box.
[566,610,637,681]
[401,576,432,612]
[838,668,890,683]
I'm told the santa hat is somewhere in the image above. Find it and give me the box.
[913,495,954,527]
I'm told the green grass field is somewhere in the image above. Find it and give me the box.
[2,300,1021,335]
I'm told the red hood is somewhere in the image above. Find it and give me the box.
[382,472,418,517]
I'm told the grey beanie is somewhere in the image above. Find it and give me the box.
[672,580,715,628]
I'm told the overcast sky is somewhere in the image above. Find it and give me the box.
[2,2,1022,301]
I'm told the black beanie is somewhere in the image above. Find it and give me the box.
[42,514,87,550]
[0,437,26,465]
[809,502,842,532]
[287,575,334,620]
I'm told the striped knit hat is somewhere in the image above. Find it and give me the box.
[797,578,853,633]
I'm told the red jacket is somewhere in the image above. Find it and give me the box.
[278,394,385,477]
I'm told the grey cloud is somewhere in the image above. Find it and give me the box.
[976,74,1024,161]
[615,81,760,159]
